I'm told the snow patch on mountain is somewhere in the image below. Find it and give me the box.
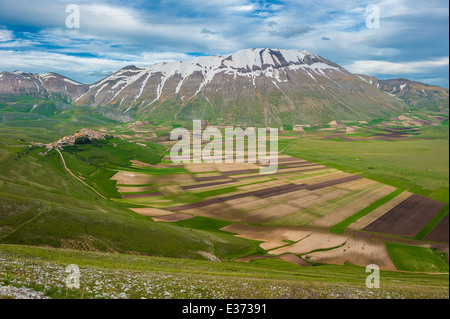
[400,83,407,91]
[63,78,84,86]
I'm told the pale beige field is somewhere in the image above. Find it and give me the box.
[280,254,312,266]
[194,172,224,177]
[152,213,194,222]
[309,184,396,227]
[285,189,348,208]
[184,162,260,173]
[221,196,273,211]
[117,185,156,193]
[111,171,154,185]
[158,185,185,195]
[268,182,395,226]
[221,223,312,251]
[304,237,397,271]
[240,203,301,224]
[112,171,195,185]
[337,178,381,191]
[181,203,245,221]
[269,232,350,255]
[237,179,288,191]
[289,171,351,185]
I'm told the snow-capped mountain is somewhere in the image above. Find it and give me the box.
[0,71,88,102]
[1,48,447,125]
[77,48,346,110]
[73,48,411,125]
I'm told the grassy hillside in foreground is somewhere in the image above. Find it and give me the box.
[0,244,448,299]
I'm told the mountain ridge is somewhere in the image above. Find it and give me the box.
[1,48,448,125]
[0,71,88,102]
[356,74,449,112]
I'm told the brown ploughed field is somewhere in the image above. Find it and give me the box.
[363,194,446,237]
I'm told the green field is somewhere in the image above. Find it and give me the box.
[174,216,232,232]
[281,125,449,203]
[385,242,449,273]
[415,204,449,240]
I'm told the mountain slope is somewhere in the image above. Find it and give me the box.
[0,71,88,102]
[74,48,410,125]
[356,75,449,112]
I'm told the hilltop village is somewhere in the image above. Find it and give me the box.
[31,128,109,153]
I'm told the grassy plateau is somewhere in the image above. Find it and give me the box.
[0,105,448,299]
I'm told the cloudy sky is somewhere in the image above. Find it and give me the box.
[0,0,448,87]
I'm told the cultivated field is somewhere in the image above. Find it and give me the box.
[110,121,448,273]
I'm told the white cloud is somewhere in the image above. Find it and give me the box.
[0,0,448,87]
[0,50,194,83]
[345,57,449,75]
[232,5,254,12]
[0,30,14,42]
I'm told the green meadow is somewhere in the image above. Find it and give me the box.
[281,125,449,203]
[385,242,449,273]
